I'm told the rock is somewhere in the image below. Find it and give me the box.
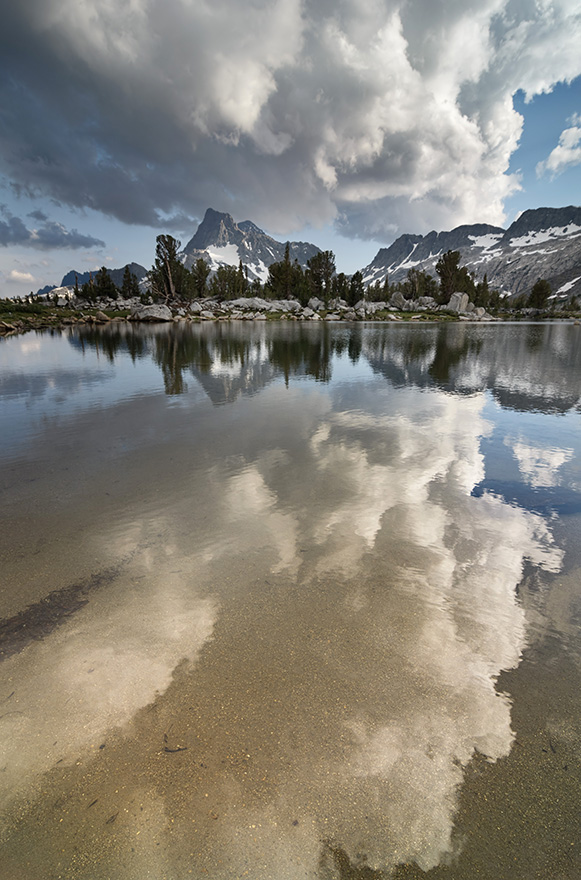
[308,297,325,311]
[447,292,470,313]
[95,310,110,322]
[325,313,341,321]
[417,296,437,308]
[228,297,270,311]
[130,304,173,322]
[200,310,216,319]
[390,291,406,310]
[275,299,303,312]
[302,307,315,318]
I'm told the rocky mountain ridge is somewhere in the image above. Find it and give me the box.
[181,208,320,282]
[361,206,581,301]
[39,205,581,304]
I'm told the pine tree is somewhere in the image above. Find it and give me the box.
[527,278,551,309]
[94,266,118,300]
[348,271,364,307]
[192,258,210,298]
[121,265,140,299]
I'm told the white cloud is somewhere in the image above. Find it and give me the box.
[536,113,581,177]
[1,1,580,240]
[0,375,566,875]
[7,269,35,283]
[508,437,574,486]
[0,522,218,812]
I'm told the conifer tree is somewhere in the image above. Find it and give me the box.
[121,265,140,299]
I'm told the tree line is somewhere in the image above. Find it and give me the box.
[76,233,554,312]
[148,234,512,310]
[77,265,141,302]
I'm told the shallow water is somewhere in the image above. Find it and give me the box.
[1,321,580,879]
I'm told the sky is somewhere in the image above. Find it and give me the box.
[1,0,580,297]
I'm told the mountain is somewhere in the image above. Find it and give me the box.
[181,208,320,282]
[59,262,148,290]
[361,206,581,301]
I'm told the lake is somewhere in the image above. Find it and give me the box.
[1,320,580,879]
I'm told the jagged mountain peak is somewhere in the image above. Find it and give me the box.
[181,208,320,283]
[185,208,243,251]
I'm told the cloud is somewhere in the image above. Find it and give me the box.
[0,520,218,812]
[536,113,581,177]
[27,208,48,222]
[0,206,105,249]
[0,364,566,874]
[508,437,574,487]
[7,269,35,283]
[184,386,562,874]
[0,1,580,242]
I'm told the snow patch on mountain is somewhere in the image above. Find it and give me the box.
[509,225,581,248]
[556,276,581,294]
[206,244,240,269]
[468,233,504,249]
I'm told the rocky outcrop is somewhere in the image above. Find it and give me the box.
[130,304,173,322]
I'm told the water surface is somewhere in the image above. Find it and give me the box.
[1,321,580,879]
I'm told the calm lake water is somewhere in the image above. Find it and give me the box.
[1,321,580,880]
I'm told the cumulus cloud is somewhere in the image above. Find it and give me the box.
[0,521,217,811]
[0,206,105,249]
[7,269,35,283]
[536,112,581,177]
[0,1,580,242]
[508,437,574,487]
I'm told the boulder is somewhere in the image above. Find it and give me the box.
[447,292,470,313]
[275,299,303,312]
[390,291,406,310]
[229,297,270,311]
[417,296,437,309]
[130,304,173,322]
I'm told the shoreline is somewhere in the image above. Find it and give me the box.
[1,299,580,337]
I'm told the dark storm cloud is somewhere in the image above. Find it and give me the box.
[0,207,105,249]
[0,1,580,243]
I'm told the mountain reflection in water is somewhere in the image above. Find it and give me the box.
[0,322,580,879]
[68,320,581,411]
